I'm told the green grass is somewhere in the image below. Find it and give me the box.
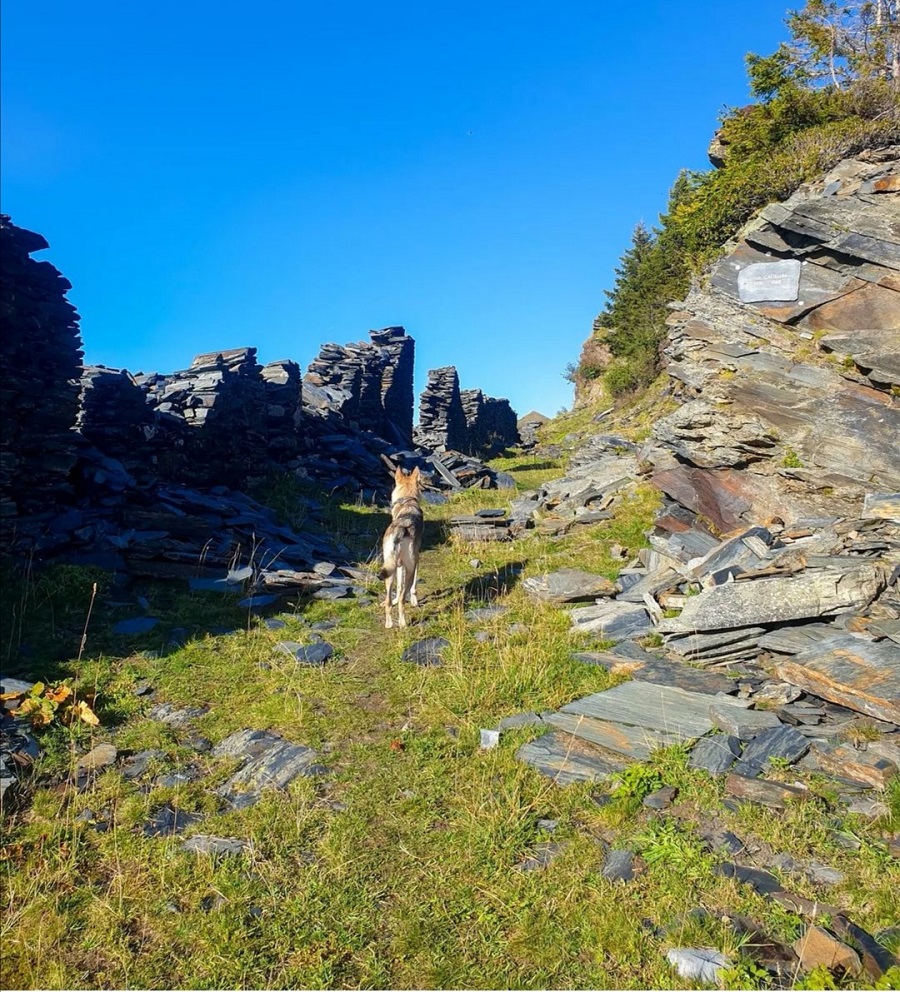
[2,450,898,989]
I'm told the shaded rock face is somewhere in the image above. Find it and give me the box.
[417,369,519,457]
[460,389,520,458]
[653,147,900,531]
[305,326,415,445]
[136,347,268,489]
[0,216,84,546]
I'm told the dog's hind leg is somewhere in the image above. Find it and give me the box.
[396,563,408,628]
[409,564,419,607]
[383,572,395,628]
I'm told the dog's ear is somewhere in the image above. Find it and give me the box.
[394,467,405,483]
[410,466,421,483]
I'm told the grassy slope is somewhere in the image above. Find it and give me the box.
[1,432,898,990]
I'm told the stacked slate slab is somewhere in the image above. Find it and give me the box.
[415,366,470,452]
[136,348,267,488]
[76,366,156,488]
[261,360,303,463]
[304,327,415,445]
[0,215,83,549]
[460,389,520,458]
[371,326,415,445]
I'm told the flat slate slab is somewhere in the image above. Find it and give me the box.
[725,773,809,808]
[542,711,683,761]
[515,731,629,786]
[569,601,653,641]
[571,650,736,696]
[731,725,809,778]
[522,569,616,604]
[689,733,741,776]
[113,617,160,635]
[709,703,782,740]
[275,641,334,665]
[212,728,325,807]
[182,835,249,856]
[402,638,449,666]
[774,633,900,724]
[659,561,887,633]
[560,682,727,739]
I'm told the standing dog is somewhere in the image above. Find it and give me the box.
[379,466,424,628]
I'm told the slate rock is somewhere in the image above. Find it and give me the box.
[709,703,782,740]
[142,804,202,837]
[689,733,741,775]
[731,725,809,778]
[497,711,544,730]
[793,926,862,978]
[148,703,209,727]
[237,594,280,610]
[601,849,635,882]
[717,862,783,896]
[121,749,165,780]
[700,828,745,856]
[643,785,678,810]
[725,773,809,808]
[518,840,567,871]
[569,601,652,641]
[464,606,507,622]
[522,568,616,604]
[182,834,249,856]
[113,617,160,635]
[279,641,334,666]
[75,743,118,774]
[402,638,449,667]
[666,947,732,985]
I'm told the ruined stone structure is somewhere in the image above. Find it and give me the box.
[304,326,415,445]
[460,389,519,457]
[0,216,83,540]
[135,348,267,488]
[76,366,157,490]
[261,360,303,463]
[415,366,469,452]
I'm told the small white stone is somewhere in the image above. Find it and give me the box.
[479,729,500,750]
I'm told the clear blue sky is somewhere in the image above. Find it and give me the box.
[2,0,792,418]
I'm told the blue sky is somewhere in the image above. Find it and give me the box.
[2,0,793,418]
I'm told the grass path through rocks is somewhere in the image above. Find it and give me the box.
[1,455,898,989]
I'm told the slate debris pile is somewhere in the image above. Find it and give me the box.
[305,326,415,446]
[136,347,267,489]
[516,411,549,451]
[449,509,515,543]
[0,216,83,543]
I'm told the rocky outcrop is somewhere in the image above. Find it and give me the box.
[0,216,84,546]
[652,147,899,532]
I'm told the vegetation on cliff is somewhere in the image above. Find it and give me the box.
[575,0,899,399]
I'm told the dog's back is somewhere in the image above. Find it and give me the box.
[380,467,424,628]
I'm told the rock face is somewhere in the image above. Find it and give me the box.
[0,216,83,544]
[653,149,900,531]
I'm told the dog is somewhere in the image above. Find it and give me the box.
[379,466,424,628]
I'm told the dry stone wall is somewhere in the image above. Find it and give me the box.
[0,216,83,542]
[415,366,469,451]
[304,326,415,445]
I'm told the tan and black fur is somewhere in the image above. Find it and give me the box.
[379,466,424,628]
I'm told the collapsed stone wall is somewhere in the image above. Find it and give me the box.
[135,348,268,489]
[0,216,83,541]
[304,326,415,445]
[460,389,520,457]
